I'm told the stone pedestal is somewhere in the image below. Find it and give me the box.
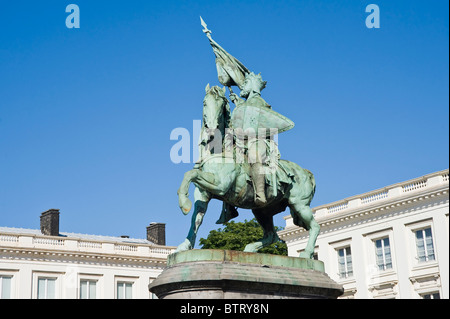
[149,249,343,299]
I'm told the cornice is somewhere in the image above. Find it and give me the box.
[0,245,168,269]
[279,186,448,241]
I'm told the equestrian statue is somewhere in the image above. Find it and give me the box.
[175,18,319,259]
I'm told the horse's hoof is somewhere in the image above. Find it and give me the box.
[175,239,192,252]
[243,243,260,253]
[179,197,192,215]
[299,251,313,259]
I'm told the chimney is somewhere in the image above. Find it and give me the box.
[146,223,166,245]
[40,209,60,236]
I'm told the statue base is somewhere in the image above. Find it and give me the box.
[149,249,343,299]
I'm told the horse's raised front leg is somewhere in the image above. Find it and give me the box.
[243,209,280,253]
[176,187,211,252]
[177,169,215,215]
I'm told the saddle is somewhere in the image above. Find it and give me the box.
[194,153,294,198]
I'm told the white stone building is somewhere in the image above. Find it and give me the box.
[279,169,449,299]
[0,210,175,299]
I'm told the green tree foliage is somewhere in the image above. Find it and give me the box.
[199,219,287,255]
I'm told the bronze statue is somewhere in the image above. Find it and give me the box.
[175,18,319,259]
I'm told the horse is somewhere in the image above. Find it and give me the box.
[176,84,320,259]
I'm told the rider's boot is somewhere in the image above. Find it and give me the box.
[251,163,267,206]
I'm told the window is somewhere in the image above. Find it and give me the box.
[406,220,437,268]
[364,229,395,276]
[80,280,97,299]
[0,276,12,299]
[422,292,440,299]
[37,278,56,299]
[337,247,353,279]
[33,272,60,299]
[415,227,435,262]
[330,239,354,283]
[117,282,132,299]
[375,237,392,271]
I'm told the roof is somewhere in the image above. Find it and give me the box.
[0,226,154,245]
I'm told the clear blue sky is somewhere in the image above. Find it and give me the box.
[0,0,448,247]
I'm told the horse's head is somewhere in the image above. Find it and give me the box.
[202,84,231,140]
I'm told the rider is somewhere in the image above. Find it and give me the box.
[216,72,281,224]
[230,72,273,207]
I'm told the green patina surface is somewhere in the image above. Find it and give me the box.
[167,249,325,272]
[175,18,320,260]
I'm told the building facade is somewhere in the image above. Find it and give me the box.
[279,169,449,299]
[0,210,175,299]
